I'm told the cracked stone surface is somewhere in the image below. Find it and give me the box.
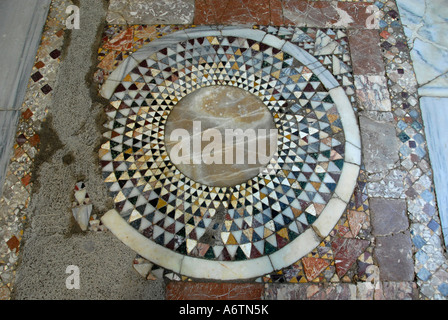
[375,231,415,281]
[355,75,392,112]
[264,283,357,300]
[380,281,419,300]
[194,0,283,25]
[370,198,409,236]
[282,1,374,28]
[360,116,399,173]
[396,0,448,96]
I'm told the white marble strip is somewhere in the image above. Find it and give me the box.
[101,209,184,273]
[420,97,448,247]
[0,0,51,196]
[419,84,448,98]
[396,0,448,97]
[0,0,51,110]
[268,228,321,271]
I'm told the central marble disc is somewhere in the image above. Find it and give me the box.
[165,85,277,187]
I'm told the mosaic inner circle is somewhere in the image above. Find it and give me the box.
[165,85,277,187]
[100,33,347,261]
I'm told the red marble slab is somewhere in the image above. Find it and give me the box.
[283,1,374,28]
[166,282,264,300]
[348,28,385,75]
[194,0,281,25]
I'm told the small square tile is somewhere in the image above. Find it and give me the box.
[31,72,43,82]
[40,84,52,94]
[49,49,61,59]
[6,236,20,252]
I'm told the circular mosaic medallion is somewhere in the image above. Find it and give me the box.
[99,27,361,280]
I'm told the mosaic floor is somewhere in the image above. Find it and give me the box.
[0,0,447,300]
[98,25,360,279]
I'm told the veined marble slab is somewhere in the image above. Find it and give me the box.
[165,85,277,187]
[396,0,448,97]
[419,74,448,97]
[420,97,448,248]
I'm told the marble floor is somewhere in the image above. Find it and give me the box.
[0,0,447,300]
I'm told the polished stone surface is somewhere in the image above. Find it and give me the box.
[355,75,392,112]
[165,85,277,187]
[0,0,51,196]
[347,29,385,76]
[0,0,51,110]
[420,97,448,247]
[166,282,264,300]
[396,0,448,97]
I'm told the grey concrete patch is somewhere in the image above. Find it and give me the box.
[374,232,414,282]
[13,232,165,299]
[370,198,409,236]
[360,115,400,173]
[13,0,165,299]
[106,0,195,24]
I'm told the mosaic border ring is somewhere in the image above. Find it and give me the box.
[99,26,361,280]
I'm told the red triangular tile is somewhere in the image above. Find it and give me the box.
[331,237,369,278]
[302,257,330,281]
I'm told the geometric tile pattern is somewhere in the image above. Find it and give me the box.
[96,26,356,106]
[99,30,347,262]
[257,26,356,106]
[95,25,193,84]
[260,168,371,283]
[128,168,371,283]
